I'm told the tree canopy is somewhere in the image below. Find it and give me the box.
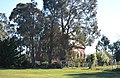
[96,35,110,52]
[109,40,120,62]
[42,0,100,65]
[0,0,100,68]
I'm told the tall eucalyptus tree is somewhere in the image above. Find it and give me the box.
[9,2,43,67]
[43,0,100,64]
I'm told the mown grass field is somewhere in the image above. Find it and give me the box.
[0,66,120,78]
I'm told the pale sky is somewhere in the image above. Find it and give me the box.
[0,0,120,54]
[86,0,120,54]
[97,0,120,42]
[0,0,43,17]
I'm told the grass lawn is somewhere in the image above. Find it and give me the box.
[0,66,120,78]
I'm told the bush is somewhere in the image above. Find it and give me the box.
[39,61,48,69]
[112,68,120,72]
[88,54,97,69]
[117,61,120,65]
[39,62,62,69]
[96,52,110,66]
[0,37,27,68]
[47,62,62,69]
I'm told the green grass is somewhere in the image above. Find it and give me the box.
[0,66,120,78]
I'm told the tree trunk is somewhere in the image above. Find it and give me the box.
[31,36,35,68]
[48,19,54,65]
[60,9,66,60]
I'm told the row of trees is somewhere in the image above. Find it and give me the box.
[86,35,120,69]
[96,35,120,62]
[0,0,100,68]
[88,52,111,68]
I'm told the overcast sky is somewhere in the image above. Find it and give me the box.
[0,0,120,54]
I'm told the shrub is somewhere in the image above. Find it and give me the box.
[39,61,48,69]
[39,62,62,69]
[0,37,28,68]
[47,62,62,69]
[88,54,97,69]
[96,52,110,66]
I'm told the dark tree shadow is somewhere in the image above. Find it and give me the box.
[66,71,120,78]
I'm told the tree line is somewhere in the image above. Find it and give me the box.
[88,35,120,69]
[0,0,101,68]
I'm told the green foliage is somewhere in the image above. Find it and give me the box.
[9,2,43,67]
[96,35,110,52]
[0,37,27,68]
[79,58,86,63]
[0,13,10,40]
[87,52,111,69]
[117,61,120,65]
[113,41,120,62]
[109,40,120,62]
[115,50,120,62]
[88,54,97,69]
[42,0,100,65]
[96,52,110,66]
[6,0,100,68]
[47,63,62,69]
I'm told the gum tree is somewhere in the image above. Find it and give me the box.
[43,0,100,64]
